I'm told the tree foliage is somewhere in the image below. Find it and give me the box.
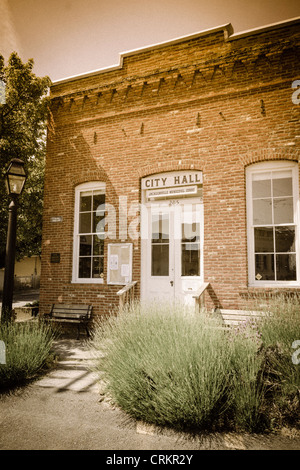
[0,53,52,267]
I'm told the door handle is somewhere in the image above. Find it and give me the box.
[170,281,174,286]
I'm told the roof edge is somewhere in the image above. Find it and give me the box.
[52,24,233,86]
[52,16,300,87]
[228,16,300,41]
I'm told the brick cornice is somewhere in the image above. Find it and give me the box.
[50,44,299,105]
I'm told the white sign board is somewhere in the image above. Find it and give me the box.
[147,185,197,199]
[107,243,133,285]
[141,171,202,190]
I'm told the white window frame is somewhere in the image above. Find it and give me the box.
[246,160,300,287]
[72,181,106,284]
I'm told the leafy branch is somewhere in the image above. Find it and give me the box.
[0,52,52,266]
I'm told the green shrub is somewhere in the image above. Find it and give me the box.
[227,321,266,432]
[0,320,56,390]
[91,298,300,433]
[258,294,300,350]
[256,295,300,429]
[91,303,266,432]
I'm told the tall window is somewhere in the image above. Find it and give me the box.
[246,161,299,286]
[73,182,105,283]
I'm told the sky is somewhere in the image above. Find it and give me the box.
[1,0,300,82]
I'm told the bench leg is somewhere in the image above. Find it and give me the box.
[77,323,90,339]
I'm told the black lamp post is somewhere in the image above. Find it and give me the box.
[1,158,27,323]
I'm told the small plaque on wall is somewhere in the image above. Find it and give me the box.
[50,253,60,263]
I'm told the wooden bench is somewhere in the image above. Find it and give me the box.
[44,304,93,339]
[217,308,266,327]
[193,284,265,328]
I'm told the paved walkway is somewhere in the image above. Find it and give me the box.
[1,337,300,450]
[35,338,100,393]
[0,288,40,321]
[12,288,40,308]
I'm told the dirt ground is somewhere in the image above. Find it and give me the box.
[0,337,300,451]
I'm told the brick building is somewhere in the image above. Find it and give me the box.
[40,17,300,317]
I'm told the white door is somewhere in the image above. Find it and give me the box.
[141,200,203,305]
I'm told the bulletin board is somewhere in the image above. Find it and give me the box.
[107,243,133,285]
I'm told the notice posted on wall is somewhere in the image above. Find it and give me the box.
[107,243,133,285]
[109,254,119,271]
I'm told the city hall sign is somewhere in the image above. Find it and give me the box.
[141,171,202,189]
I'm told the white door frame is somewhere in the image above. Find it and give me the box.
[141,197,204,305]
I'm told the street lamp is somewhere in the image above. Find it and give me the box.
[1,158,27,323]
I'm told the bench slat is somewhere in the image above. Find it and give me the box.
[220,309,263,316]
[51,308,91,312]
[50,304,92,319]
[51,313,88,319]
[51,310,91,315]
[217,308,267,327]
[51,304,91,311]
[46,318,87,324]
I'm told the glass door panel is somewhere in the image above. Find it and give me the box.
[181,222,200,276]
[151,212,169,276]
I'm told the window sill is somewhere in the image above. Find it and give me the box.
[239,285,300,300]
[248,283,300,289]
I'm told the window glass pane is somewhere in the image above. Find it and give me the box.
[275,227,295,253]
[151,214,160,241]
[79,212,91,233]
[252,172,272,181]
[93,192,105,212]
[276,254,296,281]
[80,192,92,212]
[152,213,169,242]
[92,257,104,278]
[255,254,275,280]
[273,198,293,224]
[151,244,169,276]
[254,227,274,252]
[159,213,169,241]
[79,257,91,278]
[93,212,105,234]
[253,199,272,225]
[252,179,271,198]
[273,177,293,197]
[182,222,200,242]
[79,235,92,256]
[93,235,104,256]
[181,243,200,276]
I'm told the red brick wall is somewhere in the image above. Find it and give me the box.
[40,22,300,316]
